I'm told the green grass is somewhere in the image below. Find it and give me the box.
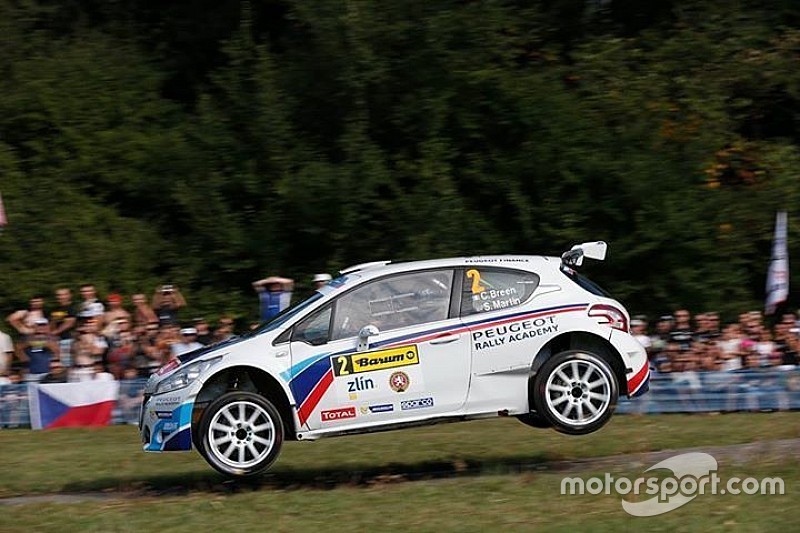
[1,412,798,496]
[1,461,797,532]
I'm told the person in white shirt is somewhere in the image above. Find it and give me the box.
[0,327,14,375]
[171,328,204,357]
[6,296,46,335]
[631,317,652,352]
[313,273,333,290]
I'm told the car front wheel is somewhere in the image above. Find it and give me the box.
[532,350,618,435]
[198,391,284,477]
[516,412,551,429]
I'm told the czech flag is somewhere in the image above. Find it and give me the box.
[28,381,120,429]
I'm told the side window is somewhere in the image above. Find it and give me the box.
[292,305,332,345]
[331,270,454,341]
[460,268,540,316]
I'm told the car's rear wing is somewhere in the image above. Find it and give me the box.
[561,241,607,267]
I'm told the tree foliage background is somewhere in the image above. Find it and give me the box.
[2,0,800,322]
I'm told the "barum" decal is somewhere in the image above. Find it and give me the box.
[332,345,419,376]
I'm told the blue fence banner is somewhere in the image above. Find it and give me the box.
[618,368,800,414]
[2,371,799,428]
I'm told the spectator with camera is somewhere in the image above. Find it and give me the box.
[18,318,59,381]
[152,285,186,325]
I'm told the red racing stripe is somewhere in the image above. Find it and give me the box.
[297,368,334,426]
[627,363,649,395]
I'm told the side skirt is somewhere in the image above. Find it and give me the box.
[296,411,502,441]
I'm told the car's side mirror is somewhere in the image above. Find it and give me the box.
[357,324,380,351]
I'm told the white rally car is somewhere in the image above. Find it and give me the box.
[139,242,649,477]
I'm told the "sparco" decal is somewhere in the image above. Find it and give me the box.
[400,397,434,410]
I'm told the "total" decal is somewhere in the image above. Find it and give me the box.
[321,406,357,422]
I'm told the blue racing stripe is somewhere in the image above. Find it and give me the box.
[280,351,331,382]
[290,355,333,406]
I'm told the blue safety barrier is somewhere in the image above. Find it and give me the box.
[618,368,800,414]
[2,370,798,428]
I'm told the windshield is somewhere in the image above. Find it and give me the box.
[249,292,324,336]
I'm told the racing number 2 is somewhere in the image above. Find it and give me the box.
[466,269,486,294]
[335,355,352,376]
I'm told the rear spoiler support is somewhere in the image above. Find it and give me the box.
[561,241,608,267]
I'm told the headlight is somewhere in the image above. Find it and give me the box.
[155,357,223,395]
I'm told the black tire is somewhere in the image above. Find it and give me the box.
[516,412,552,429]
[532,350,618,435]
[197,391,284,477]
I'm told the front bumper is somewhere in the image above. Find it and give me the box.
[139,391,196,452]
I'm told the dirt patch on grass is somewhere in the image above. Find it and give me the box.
[1,437,797,505]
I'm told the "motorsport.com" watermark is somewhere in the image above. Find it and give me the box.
[560,452,785,516]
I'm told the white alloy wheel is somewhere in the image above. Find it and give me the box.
[533,350,618,435]
[207,400,276,469]
[544,358,611,427]
[199,391,284,477]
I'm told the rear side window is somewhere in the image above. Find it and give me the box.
[560,266,611,297]
[460,268,540,316]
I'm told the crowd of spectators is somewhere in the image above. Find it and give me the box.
[633,309,800,374]
[0,284,240,385]
[0,273,331,386]
[2,278,799,386]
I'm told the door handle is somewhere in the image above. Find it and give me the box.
[430,334,460,345]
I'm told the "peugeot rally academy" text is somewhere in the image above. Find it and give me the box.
[472,316,558,350]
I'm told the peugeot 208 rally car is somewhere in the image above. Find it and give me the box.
[139,241,649,477]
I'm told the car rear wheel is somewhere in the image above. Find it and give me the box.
[532,350,618,435]
[198,391,284,477]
